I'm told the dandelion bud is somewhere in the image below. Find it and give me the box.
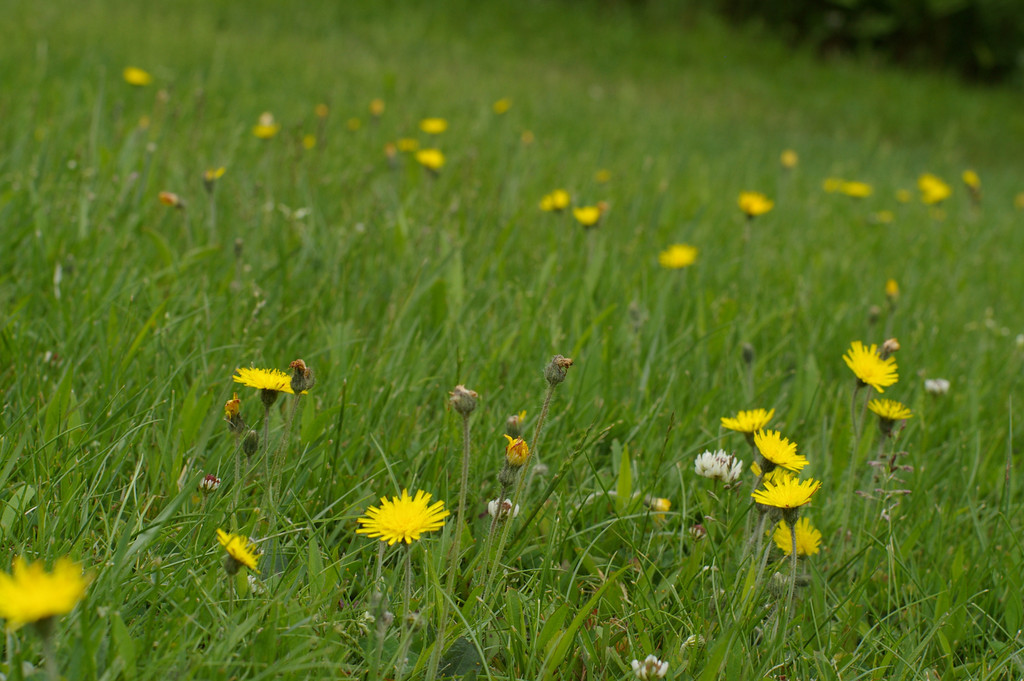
[544,355,574,386]
[260,388,279,408]
[498,464,518,488]
[448,385,478,416]
[289,359,315,393]
[203,167,226,194]
[505,410,525,439]
[741,342,755,366]
[243,430,259,457]
[224,392,245,433]
[867,305,881,325]
[879,338,900,360]
[503,434,530,468]
[199,474,221,494]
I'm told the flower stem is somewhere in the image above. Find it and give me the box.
[396,546,414,680]
[427,411,472,681]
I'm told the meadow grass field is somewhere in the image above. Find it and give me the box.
[3,0,1024,679]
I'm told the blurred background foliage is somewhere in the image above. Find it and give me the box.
[618,0,1024,83]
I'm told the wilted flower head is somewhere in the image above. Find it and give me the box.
[544,355,574,386]
[315,103,330,118]
[631,654,669,679]
[203,167,226,193]
[158,191,184,209]
[924,378,950,395]
[505,410,526,438]
[289,359,315,393]
[738,191,773,218]
[694,450,743,483]
[449,385,478,415]
[123,66,152,86]
[658,243,698,269]
[252,112,281,140]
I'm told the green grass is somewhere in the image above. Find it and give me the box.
[2,0,1024,679]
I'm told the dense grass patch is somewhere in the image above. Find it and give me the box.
[2,0,1023,679]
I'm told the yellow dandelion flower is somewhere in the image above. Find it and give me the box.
[204,167,226,183]
[750,461,791,485]
[657,243,698,269]
[773,518,822,556]
[415,148,445,171]
[962,169,980,191]
[868,398,913,421]
[419,118,448,134]
[843,341,898,392]
[572,205,602,227]
[918,173,951,205]
[216,529,260,573]
[356,489,449,545]
[648,497,671,513]
[721,408,775,434]
[0,557,89,631]
[492,98,511,115]
[252,112,281,140]
[595,169,612,183]
[347,117,361,131]
[885,278,899,299]
[838,181,873,198]
[369,99,385,117]
[753,429,807,473]
[232,367,296,394]
[752,476,821,509]
[823,178,843,193]
[302,134,317,150]
[539,189,571,212]
[503,434,530,467]
[122,66,152,87]
[738,191,773,217]
[396,137,420,152]
[315,103,330,118]
[780,149,798,169]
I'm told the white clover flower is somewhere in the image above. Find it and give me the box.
[631,654,669,679]
[487,498,520,520]
[247,574,265,595]
[681,633,705,649]
[694,450,743,483]
[924,378,950,395]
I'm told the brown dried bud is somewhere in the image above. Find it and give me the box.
[544,355,574,386]
[290,359,315,393]
[448,385,478,416]
[505,411,524,439]
[879,338,900,360]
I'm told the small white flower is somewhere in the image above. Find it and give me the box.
[694,450,743,483]
[631,654,669,679]
[198,474,221,493]
[924,378,950,395]
[487,498,520,520]
[681,633,705,649]
[247,574,265,595]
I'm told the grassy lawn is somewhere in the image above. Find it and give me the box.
[2,0,1023,678]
